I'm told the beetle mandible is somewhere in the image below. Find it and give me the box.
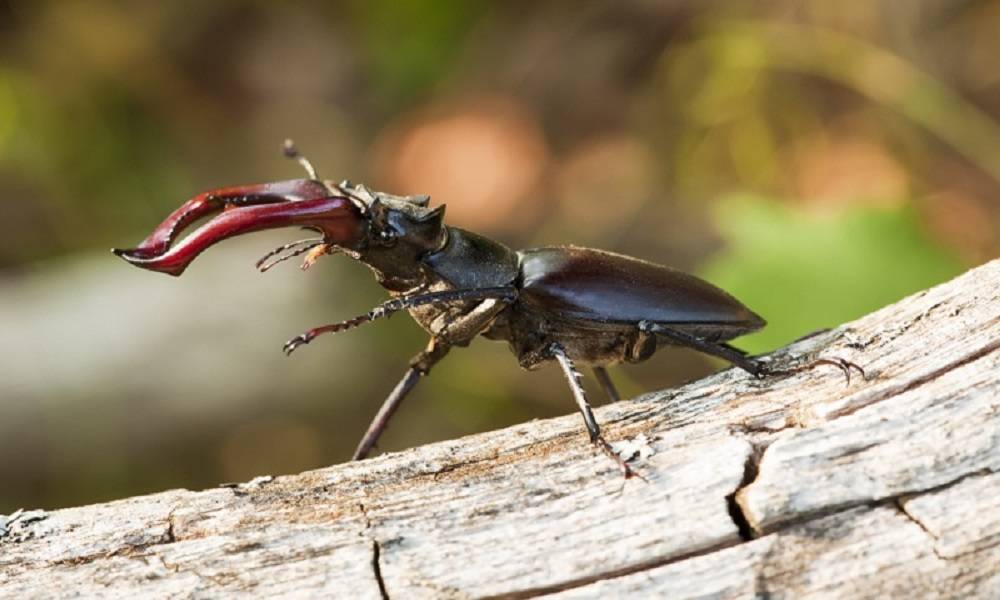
[114,142,862,477]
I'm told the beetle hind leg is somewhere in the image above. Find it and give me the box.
[640,322,864,385]
[640,322,767,378]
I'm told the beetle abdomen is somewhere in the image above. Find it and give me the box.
[518,246,765,336]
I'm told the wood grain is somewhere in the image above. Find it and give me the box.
[2,259,998,598]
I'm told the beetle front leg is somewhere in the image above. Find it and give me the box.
[351,297,510,460]
[283,287,517,355]
[352,338,451,460]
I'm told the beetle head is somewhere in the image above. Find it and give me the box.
[339,184,447,290]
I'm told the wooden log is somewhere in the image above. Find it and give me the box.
[2,259,998,599]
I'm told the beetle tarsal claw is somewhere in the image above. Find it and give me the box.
[768,355,866,386]
[595,437,644,481]
[811,356,867,385]
[283,333,313,356]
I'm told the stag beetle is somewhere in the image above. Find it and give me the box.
[114,142,861,477]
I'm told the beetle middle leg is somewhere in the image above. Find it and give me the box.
[549,343,636,479]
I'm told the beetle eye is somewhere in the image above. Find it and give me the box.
[378,228,398,246]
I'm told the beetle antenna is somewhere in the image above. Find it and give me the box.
[283,139,319,180]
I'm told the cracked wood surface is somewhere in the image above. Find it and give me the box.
[1,259,999,599]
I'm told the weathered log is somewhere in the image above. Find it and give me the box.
[2,259,998,599]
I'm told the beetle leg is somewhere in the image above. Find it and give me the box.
[550,343,638,480]
[352,338,452,460]
[592,366,621,403]
[642,322,864,385]
[641,322,767,378]
[777,357,867,386]
[719,343,749,357]
[435,298,509,342]
[352,368,421,460]
[352,297,508,460]
[283,287,517,355]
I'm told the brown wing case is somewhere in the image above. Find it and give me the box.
[518,246,765,333]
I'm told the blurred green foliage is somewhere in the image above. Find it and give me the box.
[702,196,962,353]
[349,0,489,111]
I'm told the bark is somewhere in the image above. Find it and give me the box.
[2,259,999,599]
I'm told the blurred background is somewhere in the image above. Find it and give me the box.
[2,1,998,512]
